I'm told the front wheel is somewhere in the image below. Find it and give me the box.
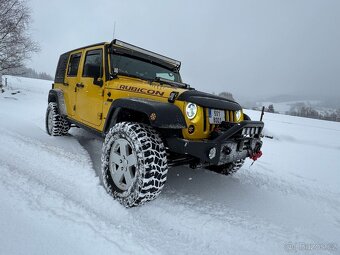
[101,122,168,207]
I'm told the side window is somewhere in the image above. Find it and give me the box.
[67,53,81,76]
[82,49,103,78]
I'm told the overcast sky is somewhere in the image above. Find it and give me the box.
[28,0,340,100]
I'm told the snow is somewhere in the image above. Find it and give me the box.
[1,75,340,255]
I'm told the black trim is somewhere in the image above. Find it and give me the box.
[67,117,103,137]
[48,89,58,104]
[103,98,187,133]
[104,44,110,81]
[64,42,106,55]
[243,113,251,120]
[214,121,264,142]
[177,90,242,111]
[166,120,264,164]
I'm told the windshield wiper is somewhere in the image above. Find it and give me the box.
[149,77,190,89]
[110,71,148,82]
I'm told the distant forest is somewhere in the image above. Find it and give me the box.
[260,103,340,123]
[4,67,53,81]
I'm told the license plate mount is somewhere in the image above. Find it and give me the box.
[208,109,225,124]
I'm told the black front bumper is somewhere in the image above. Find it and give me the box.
[166,120,264,165]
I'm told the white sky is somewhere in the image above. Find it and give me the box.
[28,0,340,100]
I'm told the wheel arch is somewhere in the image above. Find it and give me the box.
[243,113,251,121]
[103,98,187,134]
[48,89,67,116]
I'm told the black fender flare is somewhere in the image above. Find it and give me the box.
[243,113,251,121]
[104,98,187,132]
[48,89,67,116]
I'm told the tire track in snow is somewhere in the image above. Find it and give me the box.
[0,128,228,255]
[71,130,340,254]
[0,134,155,254]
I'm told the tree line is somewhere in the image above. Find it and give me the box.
[0,0,39,84]
[286,103,340,122]
[5,66,53,81]
[260,103,340,122]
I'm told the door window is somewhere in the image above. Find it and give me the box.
[67,53,81,76]
[82,49,103,78]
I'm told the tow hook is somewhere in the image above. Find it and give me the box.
[250,141,263,165]
[250,150,263,161]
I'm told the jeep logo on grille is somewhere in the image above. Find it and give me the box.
[119,85,165,97]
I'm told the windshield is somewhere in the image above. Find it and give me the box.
[110,54,181,82]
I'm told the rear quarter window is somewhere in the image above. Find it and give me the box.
[54,52,70,83]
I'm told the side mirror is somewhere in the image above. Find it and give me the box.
[110,67,119,79]
[93,76,103,86]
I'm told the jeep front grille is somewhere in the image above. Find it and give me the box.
[226,110,236,122]
[203,108,238,132]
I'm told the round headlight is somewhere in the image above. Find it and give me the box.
[235,110,242,121]
[186,103,197,119]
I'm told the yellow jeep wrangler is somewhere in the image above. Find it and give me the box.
[46,39,264,207]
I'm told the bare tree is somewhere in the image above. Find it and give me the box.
[219,91,235,101]
[267,104,275,113]
[336,109,340,122]
[0,0,39,77]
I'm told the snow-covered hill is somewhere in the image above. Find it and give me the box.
[1,76,339,255]
[258,100,337,117]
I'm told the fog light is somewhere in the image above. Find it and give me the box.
[208,147,216,159]
[149,113,157,121]
[188,125,195,134]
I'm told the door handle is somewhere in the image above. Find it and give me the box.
[76,83,84,88]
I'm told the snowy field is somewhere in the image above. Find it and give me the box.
[259,100,337,116]
[0,76,340,255]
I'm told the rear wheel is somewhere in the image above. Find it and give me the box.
[101,122,168,207]
[45,102,70,136]
[207,159,245,175]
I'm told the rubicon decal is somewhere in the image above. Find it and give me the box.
[118,85,165,97]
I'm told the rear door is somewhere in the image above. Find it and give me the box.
[64,51,82,116]
[76,47,104,127]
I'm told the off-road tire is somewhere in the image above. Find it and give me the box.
[45,102,70,136]
[101,122,168,207]
[207,159,245,175]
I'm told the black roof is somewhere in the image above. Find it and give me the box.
[63,42,108,54]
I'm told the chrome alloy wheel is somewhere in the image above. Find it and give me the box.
[109,138,138,191]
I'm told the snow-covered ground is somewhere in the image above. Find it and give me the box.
[0,75,339,255]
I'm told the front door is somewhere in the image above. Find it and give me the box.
[76,47,104,127]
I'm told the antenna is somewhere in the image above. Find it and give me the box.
[113,21,116,39]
